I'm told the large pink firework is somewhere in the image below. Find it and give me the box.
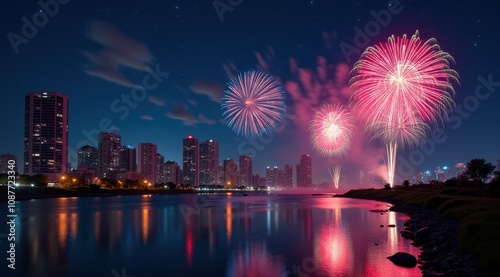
[221,71,286,138]
[349,31,459,186]
[350,30,458,130]
[309,104,355,158]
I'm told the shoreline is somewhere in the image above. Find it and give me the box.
[0,186,265,202]
[337,190,484,277]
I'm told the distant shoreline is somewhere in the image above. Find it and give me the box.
[1,186,266,202]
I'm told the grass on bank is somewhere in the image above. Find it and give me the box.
[343,186,500,276]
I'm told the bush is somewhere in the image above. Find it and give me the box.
[383,183,391,190]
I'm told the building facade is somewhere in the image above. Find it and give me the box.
[0,153,17,174]
[119,145,136,173]
[24,91,69,182]
[200,140,219,186]
[138,142,158,185]
[163,161,181,185]
[182,136,199,186]
[223,159,238,187]
[98,132,121,179]
[296,154,312,187]
[78,145,99,172]
[239,155,252,186]
[283,164,293,187]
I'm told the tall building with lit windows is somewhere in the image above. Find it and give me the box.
[200,140,219,186]
[283,164,293,187]
[183,136,199,186]
[78,145,99,173]
[0,153,17,174]
[138,143,158,185]
[119,145,136,173]
[223,159,238,187]
[98,132,121,179]
[239,155,252,186]
[24,91,69,182]
[296,154,312,187]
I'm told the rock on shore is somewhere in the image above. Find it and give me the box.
[390,203,481,276]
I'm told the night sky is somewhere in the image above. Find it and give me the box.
[1,0,499,185]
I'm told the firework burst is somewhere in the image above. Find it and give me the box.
[309,104,355,158]
[221,71,286,138]
[309,104,355,189]
[349,31,459,186]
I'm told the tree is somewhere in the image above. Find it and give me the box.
[384,183,391,189]
[18,174,30,185]
[99,178,118,188]
[464,158,495,190]
[166,182,176,190]
[402,180,410,188]
[30,174,48,187]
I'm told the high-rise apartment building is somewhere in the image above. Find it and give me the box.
[0,153,17,174]
[283,164,293,187]
[119,145,136,173]
[24,91,69,182]
[456,162,466,177]
[182,136,199,186]
[266,166,281,187]
[200,140,219,186]
[223,159,238,187]
[138,143,158,185]
[157,153,165,183]
[78,145,99,170]
[98,132,121,179]
[296,154,312,187]
[163,161,181,184]
[239,155,252,186]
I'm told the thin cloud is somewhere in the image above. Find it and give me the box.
[198,113,216,125]
[165,104,198,126]
[189,80,225,103]
[148,96,165,106]
[83,20,155,87]
[140,114,154,120]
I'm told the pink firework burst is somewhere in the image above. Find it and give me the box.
[309,104,355,158]
[349,30,459,133]
[349,31,459,186]
[221,71,286,138]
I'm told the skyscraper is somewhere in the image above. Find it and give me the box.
[24,91,69,182]
[98,132,121,179]
[200,140,219,186]
[119,145,136,173]
[283,164,293,187]
[163,161,181,184]
[223,159,238,187]
[239,155,252,186]
[0,153,16,174]
[78,145,99,171]
[456,162,466,177]
[183,136,199,186]
[157,153,165,184]
[266,166,281,187]
[138,143,158,185]
[297,154,312,187]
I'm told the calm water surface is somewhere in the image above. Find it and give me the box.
[1,193,421,277]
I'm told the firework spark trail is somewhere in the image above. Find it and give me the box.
[328,165,342,189]
[221,71,286,138]
[349,31,459,186]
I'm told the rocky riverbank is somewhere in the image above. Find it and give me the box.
[339,193,483,276]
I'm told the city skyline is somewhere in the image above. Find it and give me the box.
[1,1,499,185]
[7,89,498,186]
